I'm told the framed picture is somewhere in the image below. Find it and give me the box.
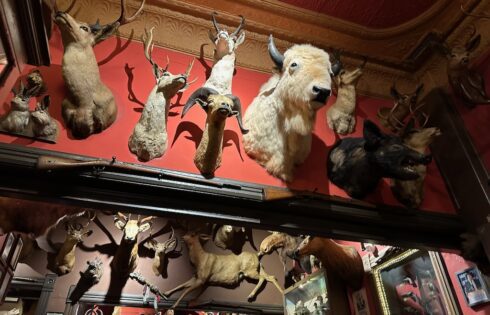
[283,268,330,315]
[0,269,12,303]
[0,233,15,265]
[352,288,370,315]
[372,249,460,315]
[456,267,490,307]
[9,236,23,270]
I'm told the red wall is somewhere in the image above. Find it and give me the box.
[453,50,490,173]
[0,28,456,213]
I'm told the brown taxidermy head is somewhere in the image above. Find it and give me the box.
[335,58,366,87]
[403,127,442,150]
[441,26,481,71]
[114,212,153,243]
[390,83,424,109]
[258,232,283,257]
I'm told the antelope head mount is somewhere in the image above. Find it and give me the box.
[144,227,182,277]
[208,12,245,60]
[112,212,154,274]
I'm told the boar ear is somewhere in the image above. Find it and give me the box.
[364,120,384,149]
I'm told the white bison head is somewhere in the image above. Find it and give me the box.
[268,35,336,111]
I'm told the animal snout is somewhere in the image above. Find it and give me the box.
[312,86,331,104]
[218,104,231,115]
[422,154,432,165]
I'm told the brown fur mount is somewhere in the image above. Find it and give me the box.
[53,0,145,139]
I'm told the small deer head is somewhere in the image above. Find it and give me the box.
[336,57,366,87]
[64,210,96,243]
[114,212,154,243]
[401,120,442,150]
[208,12,245,60]
[145,227,182,276]
[53,0,145,48]
[182,87,248,134]
[142,27,195,98]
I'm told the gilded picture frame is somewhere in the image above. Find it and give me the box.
[372,249,460,315]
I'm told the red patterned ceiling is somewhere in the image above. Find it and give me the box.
[278,0,436,29]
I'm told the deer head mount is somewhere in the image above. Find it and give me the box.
[144,227,182,277]
[208,12,245,60]
[433,25,490,108]
[128,27,195,162]
[112,212,154,274]
[53,0,145,139]
[377,83,427,133]
[54,210,96,275]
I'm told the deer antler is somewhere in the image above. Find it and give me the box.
[116,212,128,222]
[163,227,179,253]
[117,0,146,26]
[211,12,221,33]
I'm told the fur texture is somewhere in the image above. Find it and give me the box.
[391,127,441,208]
[243,44,332,182]
[327,120,432,199]
[327,66,363,135]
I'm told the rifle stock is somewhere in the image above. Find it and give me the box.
[36,155,225,188]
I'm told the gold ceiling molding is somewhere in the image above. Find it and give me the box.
[55,0,489,99]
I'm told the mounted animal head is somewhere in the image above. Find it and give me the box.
[10,82,37,112]
[401,120,441,150]
[268,35,335,111]
[363,120,432,180]
[182,87,248,134]
[143,27,195,97]
[182,231,211,246]
[53,0,145,48]
[114,212,154,243]
[64,210,95,243]
[30,96,52,125]
[144,227,182,276]
[258,231,285,257]
[208,12,245,60]
[434,25,481,72]
[335,57,366,87]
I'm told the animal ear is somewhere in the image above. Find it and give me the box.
[235,31,245,46]
[139,222,152,233]
[390,85,400,99]
[466,34,481,52]
[41,95,50,110]
[93,23,118,45]
[84,229,93,237]
[199,234,211,242]
[363,120,384,149]
[143,239,156,250]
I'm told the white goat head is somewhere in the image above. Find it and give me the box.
[208,12,245,60]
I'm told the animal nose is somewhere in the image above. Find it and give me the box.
[292,249,300,259]
[422,154,432,164]
[312,86,331,104]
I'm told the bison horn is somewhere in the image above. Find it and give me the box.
[211,12,220,33]
[182,87,219,117]
[226,94,248,134]
[268,35,284,70]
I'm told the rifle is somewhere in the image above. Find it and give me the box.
[36,155,230,189]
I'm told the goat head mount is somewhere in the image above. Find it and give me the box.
[433,25,490,108]
[377,83,427,133]
[327,120,432,199]
[182,87,247,178]
[327,56,366,135]
[391,121,441,208]
[208,12,245,62]
[0,71,58,143]
[53,0,145,139]
[129,27,194,162]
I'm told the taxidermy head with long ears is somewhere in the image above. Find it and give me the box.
[52,0,145,139]
[208,12,245,60]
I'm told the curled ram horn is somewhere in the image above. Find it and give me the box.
[225,94,248,134]
[268,35,284,70]
[181,87,219,117]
